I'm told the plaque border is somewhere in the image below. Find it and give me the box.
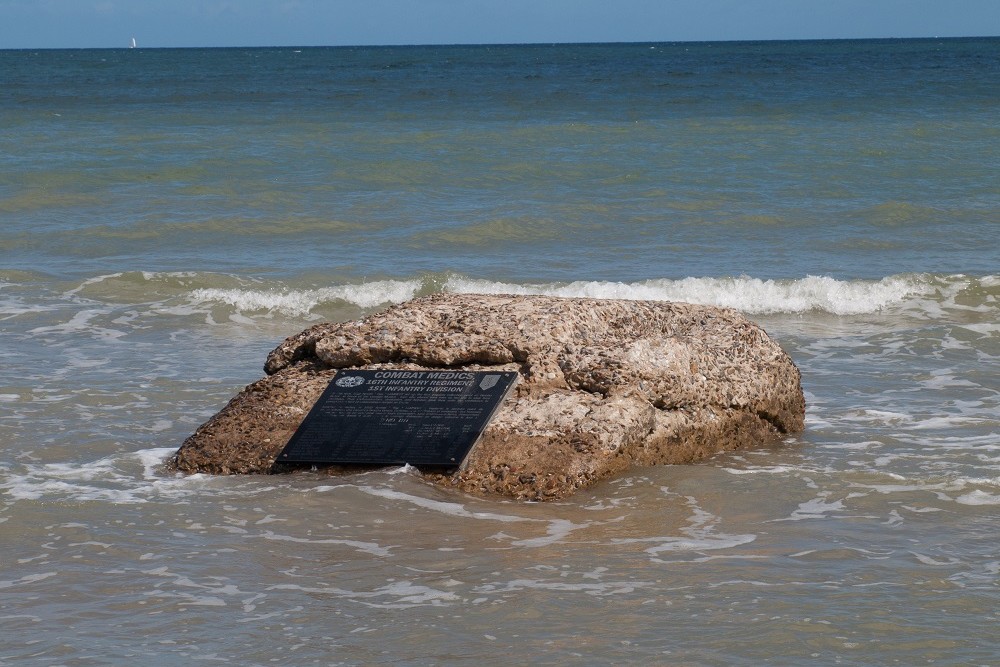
[277,369,519,469]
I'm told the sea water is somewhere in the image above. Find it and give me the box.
[1,39,998,665]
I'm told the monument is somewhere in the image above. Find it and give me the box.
[172,293,806,500]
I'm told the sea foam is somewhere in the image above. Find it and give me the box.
[189,279,423,317]
[185,273,943,318]
[443,274,926,315]
[179,272,1000,322]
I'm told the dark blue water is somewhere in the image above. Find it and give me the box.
[2,39,998,281]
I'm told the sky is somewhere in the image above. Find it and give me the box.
[2,0,999,49]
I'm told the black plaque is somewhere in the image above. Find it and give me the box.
[278,370,518,468]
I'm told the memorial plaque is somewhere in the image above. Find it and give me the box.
[277,370,518,468]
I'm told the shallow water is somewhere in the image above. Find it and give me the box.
[1,39,998,665]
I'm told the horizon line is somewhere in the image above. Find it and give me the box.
[5,33,1000,51]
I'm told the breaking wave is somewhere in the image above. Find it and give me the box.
[7,270,993,323]
[443,274,930,315]
[183,272,995,318]
[190,279,424,317]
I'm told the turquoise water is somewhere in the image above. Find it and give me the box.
[1,39,998,665]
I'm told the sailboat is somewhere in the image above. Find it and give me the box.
[129,37,137,49]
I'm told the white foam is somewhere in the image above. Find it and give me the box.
[772,495,846,521]
[137,447,178,479]
[357,487,527,523]
[4,478,143,504]
[818,440,884,451]
[954,490,1000,506]
[443,274,926,315]
[911,552,962,566]
[614,532,757,555]
[910,415,989,430]
[611,494,757,556]
[62,272,124,297]
[372,581,461,606]
[854,473,1000,507]
[509,519,586,548]
[918,371,980,390]
[722,465,800,475]
[28,308,126,340]
[474,578,653,596]
[254,530,393,556]
[955,475,1000,488]
[140,270,199,281]
[0,294,60,320]
[38,271,992,329]
[0,447,230,504]
[190,279,422,316]
[957,322,1000,335]
[267,581,460,608]
[0,572,59,590]
[355,487,594,548]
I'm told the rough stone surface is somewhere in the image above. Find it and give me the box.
[171,293,805,500]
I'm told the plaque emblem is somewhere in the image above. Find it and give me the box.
[334,375,365,388]
[479,374,500,390]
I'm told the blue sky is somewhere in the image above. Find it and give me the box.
[2,0,999,49]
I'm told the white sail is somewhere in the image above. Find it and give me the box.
[130,37,137,48]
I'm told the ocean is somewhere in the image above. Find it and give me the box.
[1,38,998,665]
